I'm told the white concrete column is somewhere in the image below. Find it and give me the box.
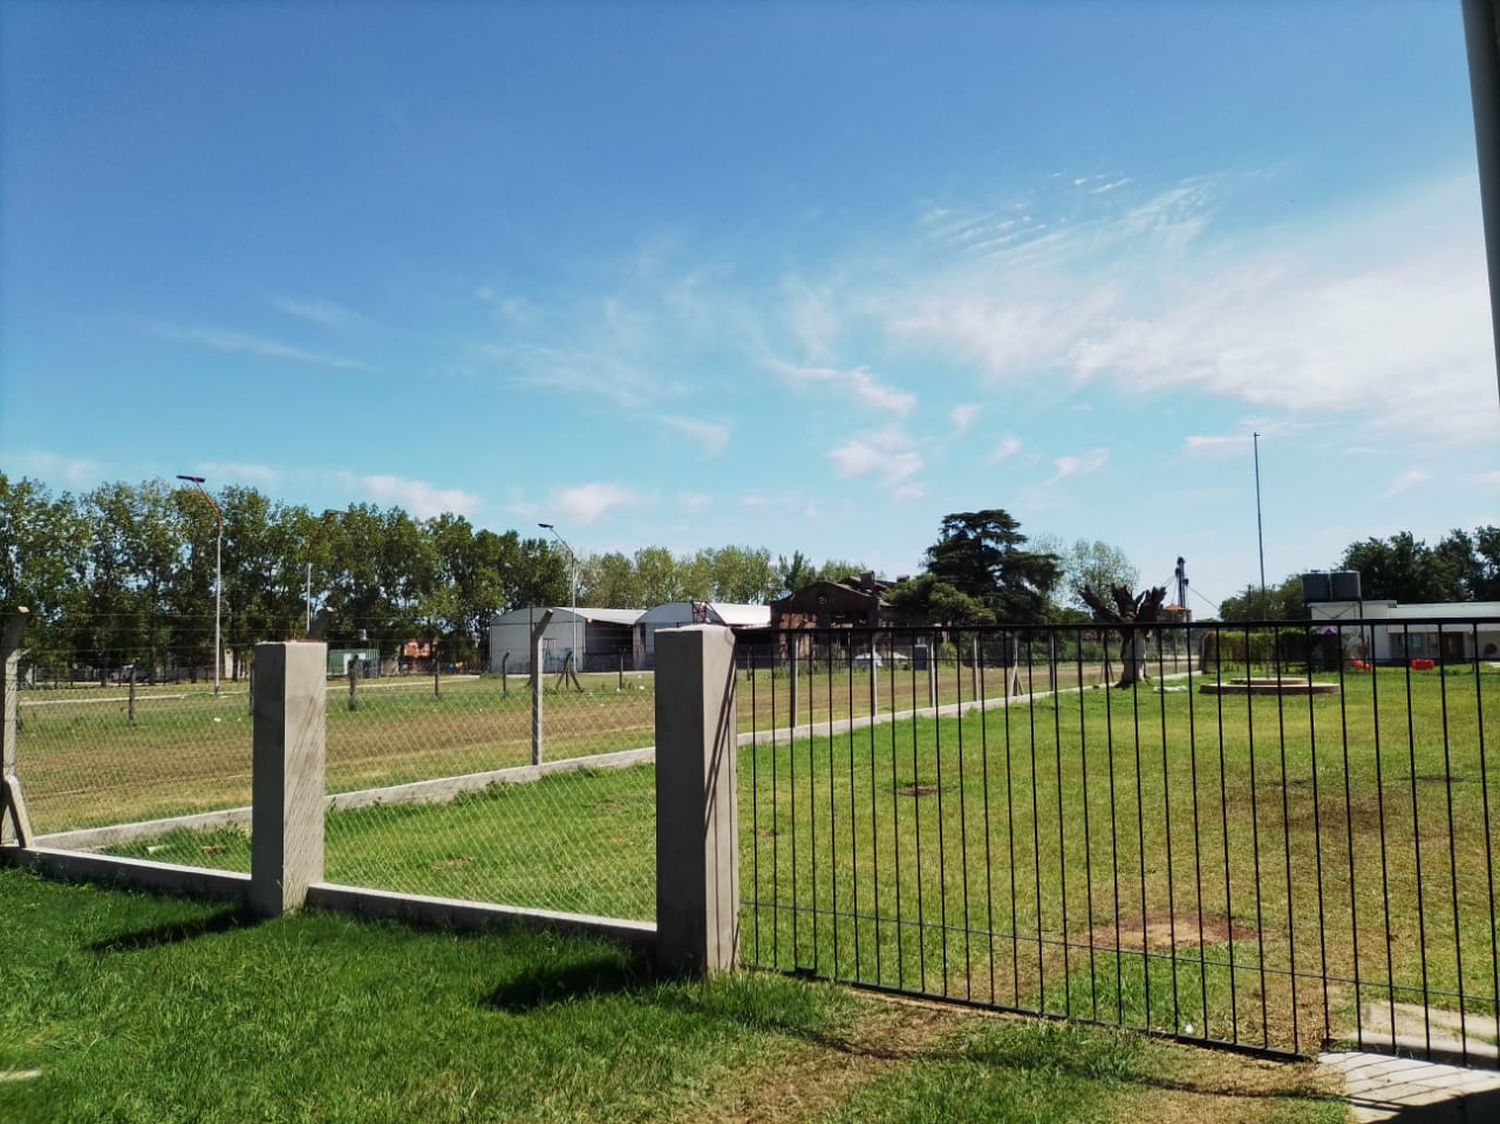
[655,625,739,976]
[1,609,29,847]
[251,641,326,917]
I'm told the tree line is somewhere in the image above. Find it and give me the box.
[0,474,872,675]
[1218,527,1500,621]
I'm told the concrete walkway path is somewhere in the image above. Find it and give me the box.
[1320,1051,1500,1121]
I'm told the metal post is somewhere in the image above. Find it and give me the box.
[501,651,509,696]
[788,645,799,735]
[619,650,625,689]
[128,665,137,726]
[432,636,440,699]
[1253,433,1267,616]
[530,609,554,767]
[347,658,359,712]
[1463,0,1500,405]
[1,608,30,847]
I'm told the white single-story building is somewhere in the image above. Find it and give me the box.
[633,601,772,668]
[489,607,644,674]
[1308,599,1500,663]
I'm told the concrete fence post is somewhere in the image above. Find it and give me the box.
[530,610,553,767]
[251,641,326,918]
[655,624,739,977]
[2,608,31,847]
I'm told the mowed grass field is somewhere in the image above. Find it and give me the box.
[0,869,1347,1123]
[15,657,1120,833]
[115,663,1500,1059]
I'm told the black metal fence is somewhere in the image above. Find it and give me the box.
[739,620,1500,1064]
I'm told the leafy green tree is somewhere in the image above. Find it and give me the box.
[919,510,1060,624]
[1340,532,1463,603]
[775,550,815,598]
[1216,575,1306,621]
[1057,539,1139,612]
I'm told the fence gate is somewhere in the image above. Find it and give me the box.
[739,622,1500,1065]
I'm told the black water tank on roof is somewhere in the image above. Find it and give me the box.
[1330,571,1362,601]
[1301,572,1333,603]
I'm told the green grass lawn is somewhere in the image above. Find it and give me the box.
[0,869,1347,1122]
[117,664,1500,1060]
[15,658,1117,836]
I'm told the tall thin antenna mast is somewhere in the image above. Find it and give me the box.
[1253,432,1267,615]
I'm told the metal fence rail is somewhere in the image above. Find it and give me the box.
[739,621,1500,1064]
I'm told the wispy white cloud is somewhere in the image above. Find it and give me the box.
[1480,471,1500,490]
[551,482,643,524]
[659,415,731,456]
[1089,177,1133,195]
[157,324,371,371]
[985,437,1023,466]
[10,451,104,488]
[741,494,769,509]
[268,297,364,328]
[198,462,281,488]
[1382,468,1431,498]
[1182,434,1249,459]
[677,492,711,512]
[826,429,924,486]
[773,361,917,415]
[950,403,982,435]
[362,474,480,519]
[1050,447,1109,483]
[890,173,1493,443]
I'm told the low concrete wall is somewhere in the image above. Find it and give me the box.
[306,883,656,949]
[0,845,250,902]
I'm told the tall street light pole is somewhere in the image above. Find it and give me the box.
[537,522,579,670]
[177,474,222,695]
[305,509,340,636]
[1252,433,1268,618]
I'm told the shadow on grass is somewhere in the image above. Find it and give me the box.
[88,908,257,955]
[484,948,656,1012]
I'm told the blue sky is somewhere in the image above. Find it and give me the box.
[2,1,1497,610]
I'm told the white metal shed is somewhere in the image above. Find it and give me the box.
[489,606,644,674]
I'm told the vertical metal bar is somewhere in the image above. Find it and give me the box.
[1436,625,1466,1065]
[1052,630,1071,1016]
[1272,626,1300,1053]
[981,635,997,1006]
[1077,627,1098,1022]
[1132,630,1150,1030]
[751,645,760,966]
[848,633,860,981]
[1401,624,1432,1057]
[789,638,799,969]
[890,633,904,987]
[869,634,881,985]
[1215,624,1240,1044]
[912,632,927,994]
[1004,630,1020,1005]
[957,628,973,1001]
[827,638,839,976]
[935,634,951,997]
[1337,624,1363,1050]
[1241,624,1269,1046]
[1471,622,1500,1053]
[1027,632,1045,1007]
[771,638,780,970]
[1104,627,1124,1025]
[1305,624,1331,1049]
[1157,625,1180,1035]
[1185,621,1208,1040]
[1370,630,1398,1055]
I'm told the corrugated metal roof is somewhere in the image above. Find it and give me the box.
[492,606,644,626]
[708,603,772,627]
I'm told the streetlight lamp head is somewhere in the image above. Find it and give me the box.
[537,522,553,530]
[176,474,206,484]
